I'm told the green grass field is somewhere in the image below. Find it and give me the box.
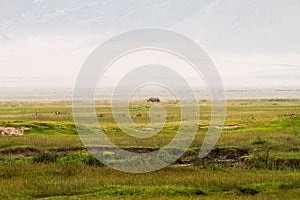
[0,100,299,199]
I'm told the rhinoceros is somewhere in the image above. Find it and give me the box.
[147,97,160,103]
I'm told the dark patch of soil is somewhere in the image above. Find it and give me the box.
[0,146,84,158]
[0,147,40,157]
[205,147,251,163]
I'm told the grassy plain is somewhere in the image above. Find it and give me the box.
[0,100,299,199]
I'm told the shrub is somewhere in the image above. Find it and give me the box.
[83,154,104,166]
[33,152,58,164]
[239,187,259,195]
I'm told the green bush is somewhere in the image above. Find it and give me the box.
[83,154,104,166]
[33,152,58,164]
[239,186,259,195]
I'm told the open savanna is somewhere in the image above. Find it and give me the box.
[0,100,299,199]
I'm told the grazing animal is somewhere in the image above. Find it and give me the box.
[147,97,160,103]
[283,113,296,118]
[35,111,40,116]
[54,111,61,115]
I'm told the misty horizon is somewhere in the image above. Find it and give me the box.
[0,0,299,93]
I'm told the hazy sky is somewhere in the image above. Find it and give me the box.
[0,0,299,89]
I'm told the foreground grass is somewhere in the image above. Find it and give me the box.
[0,163,299,199]
[0,100,299,199]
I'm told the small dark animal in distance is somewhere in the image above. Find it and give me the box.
[147,97,160,103]
[54,111,62,115]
